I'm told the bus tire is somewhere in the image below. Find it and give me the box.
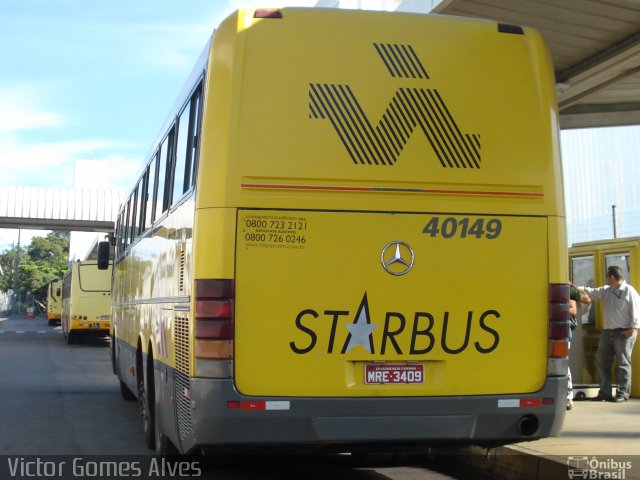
[110,334,118,375]
[139,348,156,450]
[120,379,137,402]
[66,331,75,345]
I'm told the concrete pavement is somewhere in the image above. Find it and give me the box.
[446,398,640,480]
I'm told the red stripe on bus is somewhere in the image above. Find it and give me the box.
[241,183,544,197]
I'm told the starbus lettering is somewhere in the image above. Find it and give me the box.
[289,293,500,356]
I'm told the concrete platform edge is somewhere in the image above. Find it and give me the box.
[432,445,579,480]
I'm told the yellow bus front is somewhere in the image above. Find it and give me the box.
[47,279,62,325]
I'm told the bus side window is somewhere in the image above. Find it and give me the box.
[129,184,139,244]
[173,105,191,205]
[139,168,149,234]
[62,274,71,300]
[147,153,158,228]
[114,215,121,258]
[118,212,125,255]
[157,128,175,216]
[136,175,146,237]
[189,87,202,189]
[174,83,203,200]
[124,200,131,247]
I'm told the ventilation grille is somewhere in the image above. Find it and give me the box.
[174,314,193,439]
[175,371,192,440]
[179,246,186,293]
[175,315,190,375]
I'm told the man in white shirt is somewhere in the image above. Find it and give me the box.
[578,266,640,402]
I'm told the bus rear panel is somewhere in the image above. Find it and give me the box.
[194,8,568,450]
[62,261,112,344]
[112,8,568,455]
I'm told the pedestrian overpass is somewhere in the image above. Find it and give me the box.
[0,186,125,232]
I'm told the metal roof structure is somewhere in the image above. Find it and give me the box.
[432,0,640,129]
[0,186,124,232]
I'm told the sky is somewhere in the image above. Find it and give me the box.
[0,0,321,253]
[1,0,640,254]
[0,0,319,190]
[562,126,640,244]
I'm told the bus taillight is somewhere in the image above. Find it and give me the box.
[547,284,570,377]
[195,300,233,323]
[195,279,234,362]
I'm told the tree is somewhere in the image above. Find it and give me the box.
[0,246,22,291]
[0,231,70,304]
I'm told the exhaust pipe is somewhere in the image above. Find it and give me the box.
[517,414,539,437]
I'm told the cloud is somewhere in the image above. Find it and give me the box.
[0,82,142,190]
[98,154,146,191]
[0,131,141,189]
[0,85,65,133]
[132,21,215,70]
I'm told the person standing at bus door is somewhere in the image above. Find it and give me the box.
[567,286,591,410]
[577,266,640,402]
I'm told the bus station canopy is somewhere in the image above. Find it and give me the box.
[432,0,640,129]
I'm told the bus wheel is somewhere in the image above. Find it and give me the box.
[110,334,118,375]
[120,379,136,402]
[139,351,156,450]
[66,331,75,345]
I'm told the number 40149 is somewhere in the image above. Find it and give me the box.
[422,217,502,239]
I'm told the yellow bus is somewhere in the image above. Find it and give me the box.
[569,237,640,398]
[46,279,62,326]
[62,260,112,345]
[99,8,569,455]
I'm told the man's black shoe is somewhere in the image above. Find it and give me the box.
[613,396,628,403]
[590,395,613,402]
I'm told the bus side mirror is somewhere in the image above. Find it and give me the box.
[97,241,110,270]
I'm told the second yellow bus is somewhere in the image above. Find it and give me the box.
[46,279,62,326]
[62,260,112,344]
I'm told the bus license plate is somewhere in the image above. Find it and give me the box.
[364,364,424,385]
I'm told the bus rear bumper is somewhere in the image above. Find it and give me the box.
[180,377,567,453]
[69,320,110,331]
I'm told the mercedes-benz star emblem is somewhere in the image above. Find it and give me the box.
[381,241,415,276]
